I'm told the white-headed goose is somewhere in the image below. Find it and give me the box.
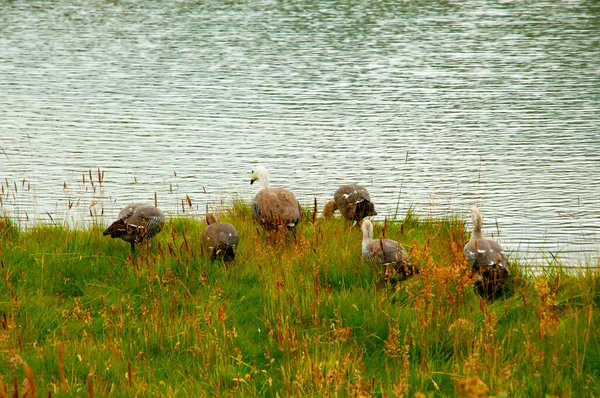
[202,213,239,262]
[103,203,165,250]
[463,207,509,299]
[361,220,417,283]
[250,166,302,234]
[323,184,377,223]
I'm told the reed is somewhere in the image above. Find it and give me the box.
[0,202,598,397]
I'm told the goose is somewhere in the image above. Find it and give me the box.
[250,166,302,234]
[323,184,377,223]
[361,219,417,283]
[103,203,165,250]
[463,207,509,299]
[202,213,239,262]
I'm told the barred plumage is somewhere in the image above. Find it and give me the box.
[361,220,417,283]
[103,203,165,250]
[202,213,239,262]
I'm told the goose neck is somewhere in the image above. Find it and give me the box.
[471,221,482,240]
[257,173,270,190]
[361,224,373,241]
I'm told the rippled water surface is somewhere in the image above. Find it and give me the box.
[1,0,599,264]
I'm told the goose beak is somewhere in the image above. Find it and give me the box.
[250,179,255,185]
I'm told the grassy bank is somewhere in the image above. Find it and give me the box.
[0,203,598,397]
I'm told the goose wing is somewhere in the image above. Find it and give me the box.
[464,238,507,269]
[253,188,301,229]
[335,184,370,205]
[367,238,408,264]
[103,204,137,237]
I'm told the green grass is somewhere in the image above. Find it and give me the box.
[0,204,598,397]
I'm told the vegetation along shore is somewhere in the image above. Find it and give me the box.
[0,200,599,397]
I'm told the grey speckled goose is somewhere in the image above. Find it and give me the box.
[202,213,239,262]
[103,203,165,250]
[250,166,301,234]
[463,207,509,300]
[361,220,417,283]
[323,184,377,223]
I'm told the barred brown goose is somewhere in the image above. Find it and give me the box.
[202,213,239,262]
[361,220,417,283]
[103,203,165,250]
[250,166,301,234]
[323,184,377,223]
[463,207,509,300]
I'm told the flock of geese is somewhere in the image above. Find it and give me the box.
[103,166,510,300]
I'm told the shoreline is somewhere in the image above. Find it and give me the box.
[2,201,598,270]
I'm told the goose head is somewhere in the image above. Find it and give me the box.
[250,166,270,189]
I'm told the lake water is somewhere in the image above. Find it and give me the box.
[1,0,599,265]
